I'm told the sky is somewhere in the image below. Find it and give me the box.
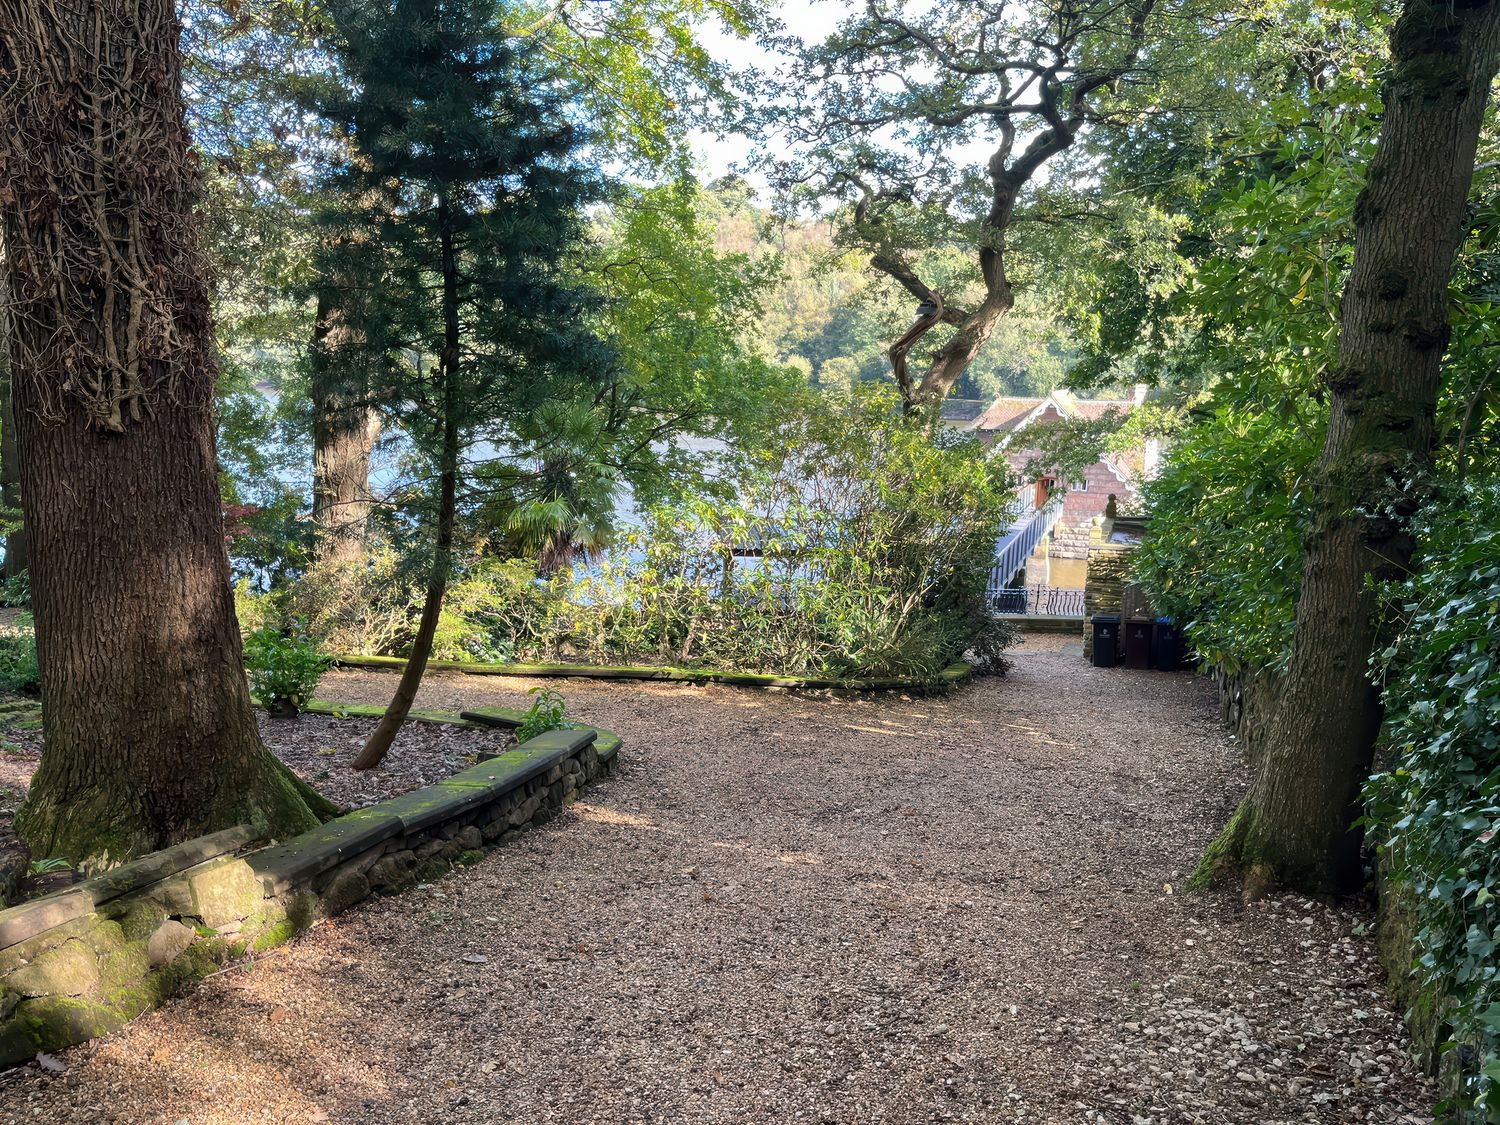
[687,0,851,185]
[685,1,1008,199]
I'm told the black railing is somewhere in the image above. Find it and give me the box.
[989,584,1085,617]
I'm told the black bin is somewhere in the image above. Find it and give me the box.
[1152,618,1182,671]
[1091,614,1120,667]
[1124,617,1154,669]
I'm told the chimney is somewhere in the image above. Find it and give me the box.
[1131,383,1149,406]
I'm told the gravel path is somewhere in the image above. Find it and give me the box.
[1,635,1432,1124]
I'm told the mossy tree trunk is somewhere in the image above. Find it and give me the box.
[0,0,332,869]
[1201,0,1500,892]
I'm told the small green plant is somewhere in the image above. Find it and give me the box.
[28,857,69,875]
[515,686,573,742]
[0,633,40,696]
[244,625,329,715]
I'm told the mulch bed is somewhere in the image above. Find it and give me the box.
[256,712,516,810]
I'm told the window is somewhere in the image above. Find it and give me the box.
[1070,478,1089,492]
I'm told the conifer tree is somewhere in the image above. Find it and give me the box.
[304,0,612,768]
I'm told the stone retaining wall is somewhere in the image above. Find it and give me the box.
[1082,546,1130,659]
[0,713,619,1067]
[331,653,973,691]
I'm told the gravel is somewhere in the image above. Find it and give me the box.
[0,634,1434,1123]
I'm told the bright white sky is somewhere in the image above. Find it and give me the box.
[686,1,1006,199]
[688,1,852,185]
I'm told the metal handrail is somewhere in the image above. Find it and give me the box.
[992,495,1065,588]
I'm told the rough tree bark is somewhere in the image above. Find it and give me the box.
[352,195,462,770]
[0,268,25,581]
[0,0,333,868]
[309,284,379,565]
[1201,0,1500,893]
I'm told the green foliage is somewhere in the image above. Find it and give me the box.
[1131,406,1322,674]
[0,571,29,609]
[1366,484,1500,1117]
[314,387,1018,683]
[0,633,39,697]
[283,549,423,659]
[244,627,329,712]
[474,180,799,574]
[695,179,1080,402]
[515,686,574,743]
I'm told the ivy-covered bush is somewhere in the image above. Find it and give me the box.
[1131,405,1321,674]
[1366,483,1500,1116]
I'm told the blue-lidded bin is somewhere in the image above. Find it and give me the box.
[1152,617,1182,671]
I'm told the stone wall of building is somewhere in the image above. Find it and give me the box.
[0,719,618,1066]
[1082,519,1133,659]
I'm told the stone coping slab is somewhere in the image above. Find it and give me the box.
[332,652,973,691]
[248,728,599,892]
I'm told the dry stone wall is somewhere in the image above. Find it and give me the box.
[0,715,619,1066]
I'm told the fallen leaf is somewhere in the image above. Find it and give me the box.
[268,1005,290,1025]
[34,1052,66,1075]
[462,953,489,964]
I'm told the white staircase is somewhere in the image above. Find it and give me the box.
[992,496,1065,589]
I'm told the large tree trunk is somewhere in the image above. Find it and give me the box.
[0,278,25,581]
[353,197,462,770]
[0,0,331,868]
[1202,0,1500,893]
[309,283,379,566]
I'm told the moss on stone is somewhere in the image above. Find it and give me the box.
[187,858,263,929]
[83,919,126,956]
[0,915,96,977]
[98,942,149,992]
[115,900,167,943]
[5,939,100,998]
[12,995,126,1051]
[251,919,296,954]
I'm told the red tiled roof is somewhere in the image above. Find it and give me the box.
[972,391,1136,434]
[973,396,1047,432]
[1069,399,1133,421]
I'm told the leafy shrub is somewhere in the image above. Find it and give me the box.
[244,627,329,713]
[515,686,573,742]
[285,388,1018,685]
[285,549,420,658]
[1366,483,1500,1116]
[0,634,39,696]
[1131,405,1321,674]
[232,578,279,640]
[433,560,563,663]
[537,387,1016,683]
